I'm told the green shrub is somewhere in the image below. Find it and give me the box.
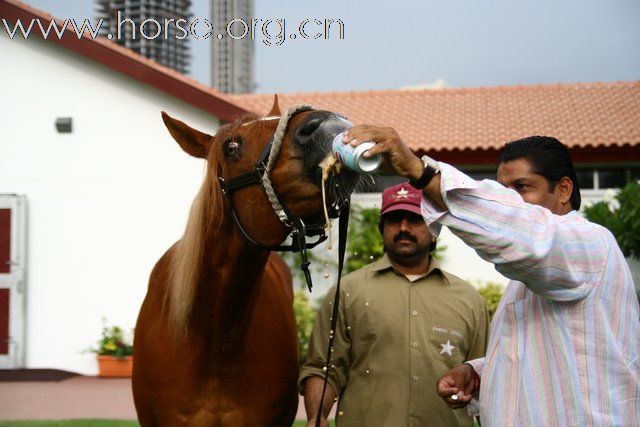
[346,206,385,274]
[583,181,640,260]
[475,282,504,320]
[294,289,317,363]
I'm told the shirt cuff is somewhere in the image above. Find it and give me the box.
[421,162,480,237]
[465,357,485,378]
[298,369,340,397]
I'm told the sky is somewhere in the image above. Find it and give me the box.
[19,0,640,94]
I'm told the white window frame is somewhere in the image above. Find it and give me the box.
[0,194,27,369]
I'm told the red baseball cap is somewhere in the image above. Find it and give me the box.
[380,183,423,216]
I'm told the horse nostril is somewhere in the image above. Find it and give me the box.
[295,118,323,145]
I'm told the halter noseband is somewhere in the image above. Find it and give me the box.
[217,105,349,291]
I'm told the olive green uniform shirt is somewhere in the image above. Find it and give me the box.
[300,254,490,426]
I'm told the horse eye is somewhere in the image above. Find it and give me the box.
[224,140,241,160]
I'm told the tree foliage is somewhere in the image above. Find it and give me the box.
[583,180,640,260]
[475,282,504,320]
[345,206,386,274]
[293,289,317,363]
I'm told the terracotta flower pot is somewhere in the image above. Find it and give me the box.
[97,355,133,378]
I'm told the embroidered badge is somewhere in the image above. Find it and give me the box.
[439,340,455,356]
[395,187,409,199]
[450,329,463,339]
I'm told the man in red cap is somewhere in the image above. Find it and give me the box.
[300,183,489,426]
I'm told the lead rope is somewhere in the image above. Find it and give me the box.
[315,202,350,427]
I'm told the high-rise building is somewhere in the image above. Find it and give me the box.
[97,0,191,74]
[210,0,254,93]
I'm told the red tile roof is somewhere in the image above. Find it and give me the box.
[4,0,638,158]
[230,82,640,153]
[0,0,249,121]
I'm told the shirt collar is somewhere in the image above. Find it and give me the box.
[371,253,449,283]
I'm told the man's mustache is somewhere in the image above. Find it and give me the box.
[394,232,417,243]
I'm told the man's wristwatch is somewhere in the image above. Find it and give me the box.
[409,155,440,189]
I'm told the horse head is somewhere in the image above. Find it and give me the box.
[162,97,361,248]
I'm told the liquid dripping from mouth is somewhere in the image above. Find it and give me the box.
[319,153,342,251]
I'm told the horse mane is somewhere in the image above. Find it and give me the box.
[167,114,260,335]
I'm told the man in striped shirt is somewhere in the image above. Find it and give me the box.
[339,130,639,426]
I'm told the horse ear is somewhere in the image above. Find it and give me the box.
[267,95,281,116]
[161,111,212,159]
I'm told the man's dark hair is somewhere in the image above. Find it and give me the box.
[499,135,581,210]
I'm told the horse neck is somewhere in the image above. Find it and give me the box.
[189,208,284,350]
[206,216,270,292]
[202,185,290,298]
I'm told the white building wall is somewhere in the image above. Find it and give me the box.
[0,33,220,374]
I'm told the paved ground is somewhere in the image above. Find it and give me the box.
[0,374,326,422]
[0,376,137,421]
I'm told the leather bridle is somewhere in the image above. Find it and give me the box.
[217,105,350,291]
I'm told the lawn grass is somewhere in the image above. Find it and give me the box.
[292,421,336,427]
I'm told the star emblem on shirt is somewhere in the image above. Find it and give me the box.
[440,340,455,356]
[396,187,409,199]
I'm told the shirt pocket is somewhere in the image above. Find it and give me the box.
[428,320,469,369]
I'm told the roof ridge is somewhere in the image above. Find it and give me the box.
[229,81,640,155]
[89,36,229,98]
[232,80,640,101]
[1,0,248,120]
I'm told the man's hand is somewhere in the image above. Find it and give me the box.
[342,126,424,180]
[343,125,446,210]
[436,364,479,409]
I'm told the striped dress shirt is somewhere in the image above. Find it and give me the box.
[421,163,640,426]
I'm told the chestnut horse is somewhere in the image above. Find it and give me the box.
[132,99,359,426]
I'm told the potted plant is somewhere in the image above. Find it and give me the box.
[90,322,134,378]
